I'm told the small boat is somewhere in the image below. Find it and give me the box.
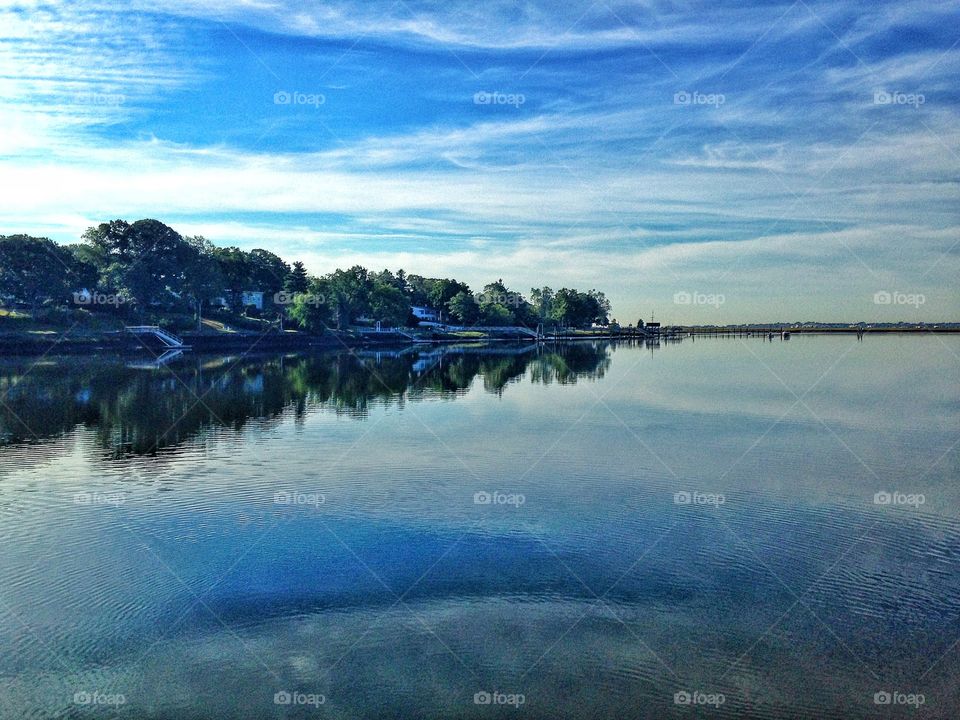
[781,331,791,339]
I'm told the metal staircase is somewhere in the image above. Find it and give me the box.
[124,326,187,348]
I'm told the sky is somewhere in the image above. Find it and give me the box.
[0,0,957,323]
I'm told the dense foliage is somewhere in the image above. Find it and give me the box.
[0,219,611,331]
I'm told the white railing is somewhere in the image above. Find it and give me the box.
[442,325,540,338]
[125,325,185,348]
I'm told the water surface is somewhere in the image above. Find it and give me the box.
[1,336,958,718]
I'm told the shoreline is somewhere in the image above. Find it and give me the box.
[0,325,956,356]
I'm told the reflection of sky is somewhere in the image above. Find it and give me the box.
[1,337,959,717]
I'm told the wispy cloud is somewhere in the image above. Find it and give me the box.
[0,0,957,321]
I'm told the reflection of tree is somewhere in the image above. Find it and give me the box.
[529,342,612,384]
[0,343,611,456]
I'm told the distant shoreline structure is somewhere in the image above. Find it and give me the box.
[676,322,959,333]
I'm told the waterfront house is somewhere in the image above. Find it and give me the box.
[411,305,439,322]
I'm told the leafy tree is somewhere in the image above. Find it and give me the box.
[530,287,554,320]
[83,218,195,312]
[550,288,610,327]
[405,274,431,306]
[63,244,103,291]
[211,246,252,310]
[368,281,409,326]
[446,290,480,324]
[0,235,76,316]
[285,261,310,293]
[325,266,370,329]
[370,269,408,295]
[181,236,225,330]
[427,278,470,311]
[287,278,332,333]
[248,249,290,301]
[481,302,514,325]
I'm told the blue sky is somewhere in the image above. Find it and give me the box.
[0,0,957,322]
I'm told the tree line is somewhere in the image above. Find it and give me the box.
[0,218,611,331]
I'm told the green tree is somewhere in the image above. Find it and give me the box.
[481,302,514,325]
[404,274,431,306]
[211,246,252,311]
[446,290,480,324]
[285,261,310,293]
[368,281,410,327]
[248,249,290,301]
[83,218,195,312]
[427,278,470,311]
[530,287,554,320]
[181,236,225,330]
[325,266,369,329]
[0,235,76,316]
[287,278,332,332]
[63,244,103,291]
[550,288,610,327]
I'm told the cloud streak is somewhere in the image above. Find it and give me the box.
[0,0,957,321]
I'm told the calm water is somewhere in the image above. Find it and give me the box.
[1,336,958,719]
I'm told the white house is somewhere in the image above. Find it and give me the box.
[411,305,439,322]
[241,291,264,310]
[212,290,264,310]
